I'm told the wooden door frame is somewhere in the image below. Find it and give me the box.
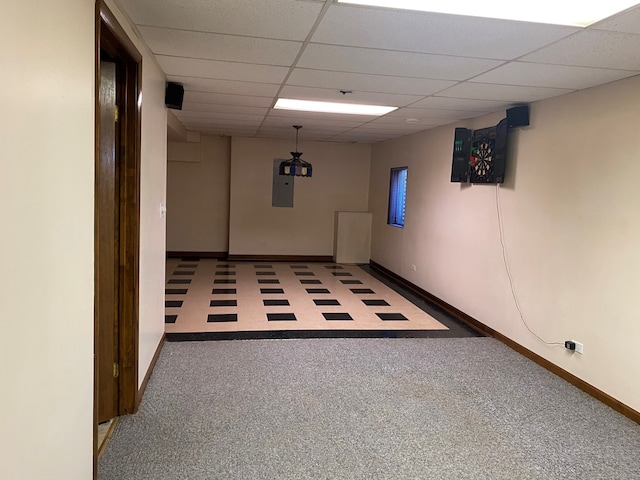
[94,0,141,474]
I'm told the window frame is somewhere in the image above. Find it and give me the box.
[387,166,408,228]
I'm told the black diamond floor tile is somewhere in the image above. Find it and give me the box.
[210,300,238,307]
[212,288,237,295]
[313,299,341,306]
[325,266,344,269]
[258,279,280,284]
[207,314,238,323]
[263,299,290,306]
[363,299,390,306]
[294,271,315,276]
[322,313,353,321]
[165,315,177,324]
[168,279,191,284]
[351,288,375,294]
[165,288,188,295]
[306,288,330,294]
[267,313,297,321]
[341,280,363,285]
[177,264,198,268]
[332,272,352,277]
[290,265,309,269]
[376,313,408,321]
[255,271,277,276]
[214,279,236,284]
[254,265,273,269]
[300,279,322,285]
[215,271,236,276]
[165,300,183,308]
[260,288,285,294]
[173,271,195,276]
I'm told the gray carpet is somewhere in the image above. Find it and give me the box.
[100,338,640,479]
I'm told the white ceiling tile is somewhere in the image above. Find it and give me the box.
[139,26,302,65]
[520,30,640,70]
[167,76,280,97]
[472,62,638,89]
[353,122,428,132]
[437,82,574,102]
[157,56,289,84]
[178,113,266,123]
[287,68,456,95]
[410,96,511,111]
[298,44,504,80]
[313,5,578,59]
[592,5,640,34]
[370,115,450,128]
[387,107,482,121]
[261,115,363,128]
[268,108,380,123]
[197,128,258,136]
[180,117,262,127]
[183,91,273,107]
[118,0,323,41]
[174,105,269,116]
[278,85,422,107]
[258,126,351,137]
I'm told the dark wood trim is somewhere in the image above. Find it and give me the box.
[93,5,101,477]
[136,334,166,408]
[94,2,142,477]
[97,1,142,418]
[167,251,228,259]
[227,254,335,262]
[369,260,492,336]
[369,259,640,426]
[97,417,119,461]
[99,4,141,63]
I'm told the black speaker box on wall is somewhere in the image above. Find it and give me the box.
[506,105,529,128]
[165,82,184,110]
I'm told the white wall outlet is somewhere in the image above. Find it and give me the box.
[573,341,584,354]
[259,240,268,246]
[410,264,416,272]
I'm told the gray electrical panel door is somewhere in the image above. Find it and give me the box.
[272,159,294,207]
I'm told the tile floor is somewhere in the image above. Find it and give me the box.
[165,259,450,336]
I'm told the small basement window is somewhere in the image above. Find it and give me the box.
[388,167,407,228]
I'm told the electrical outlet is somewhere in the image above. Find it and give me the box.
[259,240,268,246]
[565,340,583,354]
[410,264,416,272]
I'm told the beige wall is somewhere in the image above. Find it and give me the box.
[0,2,168,477]
[103,0,167,389]
[0,1,95,478]
[229,137,371,256]
[167,135,231,252]
[369,75,640,412]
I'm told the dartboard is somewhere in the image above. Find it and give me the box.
[473,137,493,178]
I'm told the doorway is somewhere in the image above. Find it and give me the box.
[94,0,142,474]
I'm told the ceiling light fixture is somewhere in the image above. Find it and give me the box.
[275,98,397,116]
[336,0,640,27]
[279,125,312,178]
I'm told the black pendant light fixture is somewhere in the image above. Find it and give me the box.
[279,125,312,177]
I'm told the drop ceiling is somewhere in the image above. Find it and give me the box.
[115,0,640,143]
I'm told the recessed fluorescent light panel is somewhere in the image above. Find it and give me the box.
[337,0,640,27]
[275,98,397,116]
